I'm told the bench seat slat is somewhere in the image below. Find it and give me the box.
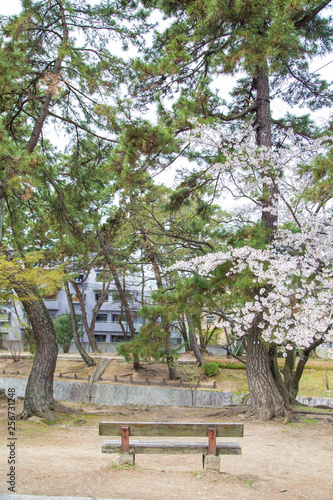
[99,422,244,438]
[102,440,241,455]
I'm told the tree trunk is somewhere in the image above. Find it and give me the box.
[187,315,204,366]
[142,234,178,379]
[179,315,190,350]
[20,296,59,418]
[0,197,4,241]
[287,338,325,399]
[109,267,141,370]
[65,283,95,367]
[71,281,100,352]
[246,323,285,420]
[26,1,69,153]
[269,344,295,405]
[0,245,60,418]
[97,231,141,370]
[244,64,287,418]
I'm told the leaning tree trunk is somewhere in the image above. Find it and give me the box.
[71,281,100,353]
[1,245,59,418]
[187,315,204,366]
[20,296,59,418]
[97,231,141,370]
[65,284,95,367]
[109,267,141,370]
[281,337,325,402]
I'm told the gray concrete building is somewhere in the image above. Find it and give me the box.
[0,268,182,350]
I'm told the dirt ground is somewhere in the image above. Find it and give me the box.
[0,354,333,499]
[0,396,332,500]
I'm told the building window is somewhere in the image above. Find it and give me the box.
[94,334,107,342]
[95,270,104,281]
[171,337,182,345]
[111,291,134,302]
[71,294,86,303]
[95,292,108,302]
[0,312,11,324]
[44,294,58,301]
[73,274,84,283]
[96,313,108,323]
[111,335,129,343]
[112,314,127,323]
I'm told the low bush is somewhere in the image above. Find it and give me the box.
[203,361,219,377]
[217,362,246,370]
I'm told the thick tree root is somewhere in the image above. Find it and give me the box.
[283,409,299,424]
[19,399,78,420]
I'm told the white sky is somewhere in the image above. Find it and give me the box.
[1,0,21,15]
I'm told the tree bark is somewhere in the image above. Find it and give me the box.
[178,315,190,350]
[246,322,285,420]
[20,295,59,418]
[255,65,278,238]
[0,245,60,418]
[269,344,296,405]
[288,338,325,398]
[0,197,4,241]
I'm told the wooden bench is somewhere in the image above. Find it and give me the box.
[99,421,244,472]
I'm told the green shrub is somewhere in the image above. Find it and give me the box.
[203,361,219,377]
[217,362,246,370]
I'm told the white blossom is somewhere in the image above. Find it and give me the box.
[171,124,333,358]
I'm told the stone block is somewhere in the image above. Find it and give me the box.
[203,454,220,472]
[119,453,135,466]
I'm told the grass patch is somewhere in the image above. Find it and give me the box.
[297,369,333,398]
[217,362,246,370]
[302,418,317,424]
[210,356,333,399]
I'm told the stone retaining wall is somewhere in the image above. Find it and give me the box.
[0,377,233,408]
[1,377,332,409]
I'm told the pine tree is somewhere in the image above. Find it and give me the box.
[0,0,151,417]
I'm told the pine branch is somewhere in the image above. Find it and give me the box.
[47,111,118,143]
[294,1,332,30]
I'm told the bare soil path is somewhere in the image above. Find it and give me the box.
[0,397,332,500]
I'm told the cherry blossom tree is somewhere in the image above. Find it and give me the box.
[172,123,333,419]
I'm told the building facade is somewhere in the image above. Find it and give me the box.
[0,268,182,349]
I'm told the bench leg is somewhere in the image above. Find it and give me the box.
[203,454,220,472]
[119,453,135,466]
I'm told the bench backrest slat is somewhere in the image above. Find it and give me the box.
[99,422,244,438]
